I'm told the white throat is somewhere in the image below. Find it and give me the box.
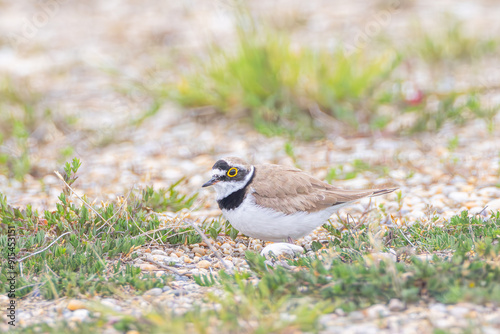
[213,166,255,200]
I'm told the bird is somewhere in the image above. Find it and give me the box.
[202,157,397,242]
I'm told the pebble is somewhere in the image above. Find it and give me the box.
[260,243,304,258]
[65,309,90,322]
[429,303,447,313]
[144,288,163,296]
[0,295,9,305]
[138,263,158,271]
[197,260,211,269]
[101,298,122,311]
[348,311,364,321]
[485,198,500,214]
[388,298,405,312]
[470,206,487,215]
[151,250,168,256]
[448,191,469,202]
[415,254,434,262]
[365,304,390,319]
[448,305,470,317]
[67,299,87,311]
[192,247,206,255]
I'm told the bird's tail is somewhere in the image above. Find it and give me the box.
[370,187,398,197]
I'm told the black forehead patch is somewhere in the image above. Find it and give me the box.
[212,160,230,171]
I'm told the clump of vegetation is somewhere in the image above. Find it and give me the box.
[0,76,41,180]
[140,180,198,212]
[0,75,80,181]
[410,15,498,64]
[325,159,390,183]
[166,20,401,139]
[0,158,201,299]
[155,12,499,138]
[18,211,500,333]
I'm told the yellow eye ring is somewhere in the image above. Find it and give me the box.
[227,167,238,177]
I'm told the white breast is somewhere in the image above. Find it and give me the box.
[221,193,342,242]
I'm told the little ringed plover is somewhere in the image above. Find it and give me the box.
[202,157,397,242]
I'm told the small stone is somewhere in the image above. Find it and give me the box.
[478,187,500,197]
[67,299,87,311]
[464,202,479,209]
[139,263,158,271]
[415,254,433,262]
[155,271,166,277]
[485,198,500,214]
[469,206,487,215]
[348,311,364,321]
[192,247,206,255]
[442,186,457,195]
[448,306,470,317]
[429,303,447,313]
[151,255,173,263]
[101,298,122,311]
[485,313,500,325]
[144,288,163,296]
[261,243,304,258]
[432,318,454,329]
[197,260,211,269]
[335,308,345,316]
[365,304,389,319]
[449,191,469,203]
[0,295,9,305]
[318,313,337,327]
[172,289,186,297]
[220,260,234,270]
[388,298,405,312]
[151,250,168,256]
[69,309,90,322]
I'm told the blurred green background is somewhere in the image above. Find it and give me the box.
[0,0,499,185]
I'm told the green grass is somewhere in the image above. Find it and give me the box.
[137,11,500,139]
[410,15,498,64]
[0,76,41,180]
[398,92,499,133]
[163,19,401,139]
[15,211,500,333]
[325,159,389,182]
[0,158,201,299]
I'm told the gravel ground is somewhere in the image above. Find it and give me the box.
[1,0,500,332]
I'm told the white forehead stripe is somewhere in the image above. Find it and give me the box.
[227,163,246,170]
[212,169,225,177]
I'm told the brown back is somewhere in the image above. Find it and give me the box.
[250,164,393,215]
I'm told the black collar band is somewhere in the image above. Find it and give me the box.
[217,168,255,211]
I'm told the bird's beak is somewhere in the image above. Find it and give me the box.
[202,177,219,187]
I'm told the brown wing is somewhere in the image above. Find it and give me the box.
[250,164,396,215]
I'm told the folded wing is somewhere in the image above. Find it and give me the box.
[250,164,397,215]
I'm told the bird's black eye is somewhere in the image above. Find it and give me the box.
[227,167,238,177]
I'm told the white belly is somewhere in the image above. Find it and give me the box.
[221,193,340,242]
